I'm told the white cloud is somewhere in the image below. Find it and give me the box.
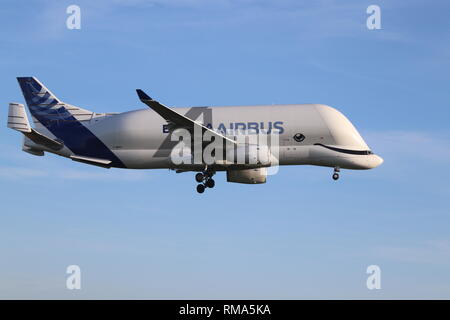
[0,165,154,182]
[363,130,450,164]
[0,167,47,179]
[372,240,450,266]
[57,168,152,181]
[112,0,217,7]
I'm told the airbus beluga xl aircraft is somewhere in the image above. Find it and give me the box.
[8,77,383,193]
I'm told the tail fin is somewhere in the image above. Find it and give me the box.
[14,77,125,167]
[17,77,61,108]
[16,77,94,128]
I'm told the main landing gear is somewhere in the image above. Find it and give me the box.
[195,170,216,193]
[332,166,340,181]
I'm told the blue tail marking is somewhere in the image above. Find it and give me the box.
[17,77,125,168]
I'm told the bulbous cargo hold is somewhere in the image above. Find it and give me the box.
[9,77,383,193]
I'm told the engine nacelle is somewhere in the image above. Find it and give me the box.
[226,167,267,184]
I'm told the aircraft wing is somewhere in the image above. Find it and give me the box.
[70,155,112,168]
[136,89,236,144]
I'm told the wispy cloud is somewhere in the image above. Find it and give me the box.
[372,240,450,266]
[0,134,156,182]
[111,0,222,7]
[363,130,450,164]
[0,167,47,179]
[0,165,154,182]
[57,168,152,181]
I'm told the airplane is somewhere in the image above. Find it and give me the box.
[7,77,383,193]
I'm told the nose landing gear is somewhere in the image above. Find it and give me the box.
[332,166,340,181]
[195,169,216,193]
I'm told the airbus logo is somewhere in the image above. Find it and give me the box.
[163,121,284,134]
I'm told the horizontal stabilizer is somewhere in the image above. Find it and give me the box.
[8,102,64,151]
[22,145,44,156]
[8,103,31,133]
[24,129,64,151]
[70,155,112,168]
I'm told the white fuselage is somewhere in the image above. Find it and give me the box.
[25,103,383,171]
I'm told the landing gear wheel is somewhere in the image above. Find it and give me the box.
[195,173,204,183]
[196,184,205,193]
[332,173,339,181]
[205,178,215,188]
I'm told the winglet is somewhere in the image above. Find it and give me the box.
[136,89,152,101]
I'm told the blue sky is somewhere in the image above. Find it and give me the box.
[1,0,450,299]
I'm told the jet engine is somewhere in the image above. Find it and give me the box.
[226,167,267,184]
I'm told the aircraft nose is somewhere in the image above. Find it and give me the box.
[371,154,384,168]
